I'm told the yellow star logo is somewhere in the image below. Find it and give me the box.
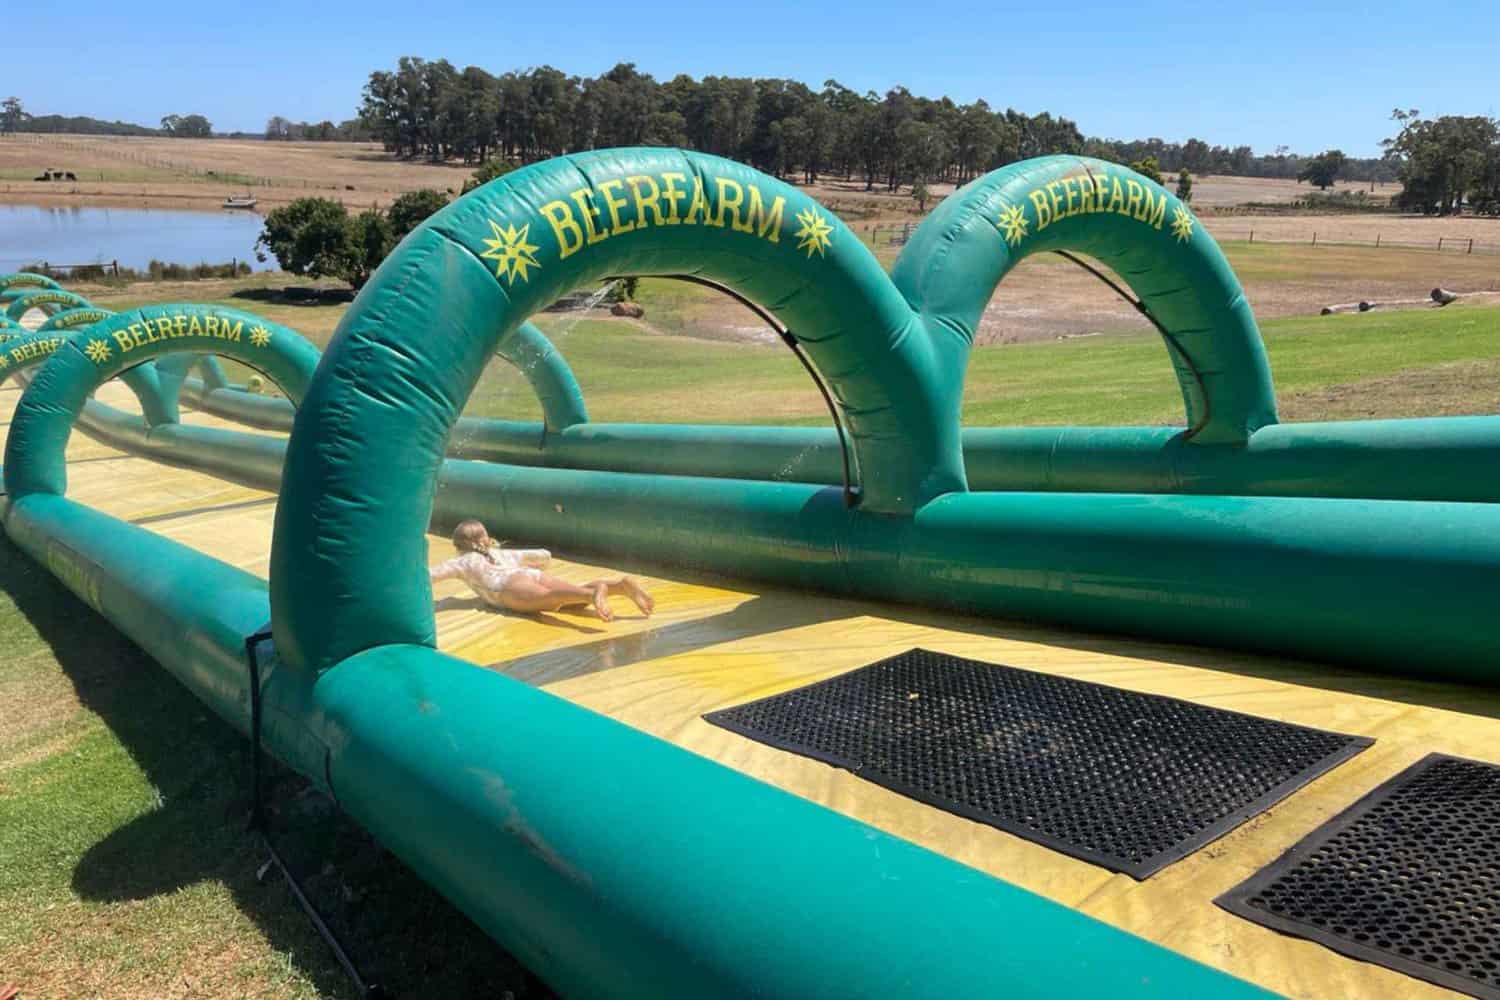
[479,219,541,285]
[794,207,834,258]
[996,202,1029,246]
[0,355,9,370]
[1171,205,1195,243]
[249,325,272,348]
[84,339,112,364]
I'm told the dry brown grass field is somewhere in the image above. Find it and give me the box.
[969,239,1500,344]
[0,134,474,209]
[6,133,1498,343]
[1188,174,1392,206]
[1204,212,1500,249]
[0,133,1421,218]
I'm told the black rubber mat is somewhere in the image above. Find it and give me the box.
[704,648,1371,878]
[1218,753,1500,999]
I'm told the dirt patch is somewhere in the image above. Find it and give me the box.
[0,656,85,760]
[1278,358,1500,421]
[975,255,1152,344]
[975,240,1500,345]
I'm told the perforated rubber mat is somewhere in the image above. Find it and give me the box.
[704,648,1371,878]
[702,650,1374,875]
[1218,753,1500,999]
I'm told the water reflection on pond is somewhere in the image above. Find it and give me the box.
[0,204,271,272]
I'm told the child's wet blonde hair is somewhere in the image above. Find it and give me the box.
[452,519,497,561]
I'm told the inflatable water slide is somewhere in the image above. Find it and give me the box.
[4,150,1500,999]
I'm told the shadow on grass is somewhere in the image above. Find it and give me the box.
[230,286,354,306]
[1,534,550,999]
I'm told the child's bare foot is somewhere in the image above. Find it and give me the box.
[591,582,614,621]
[621,576,654,616]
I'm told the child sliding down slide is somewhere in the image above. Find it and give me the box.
[430,519,654,622]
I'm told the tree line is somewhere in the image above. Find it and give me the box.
[2,97,157,136]
[354,58,1398,190]
[1385,110,1500,215]
[264,116,374,141]
[160,114,213,138]
[0,96,368,142]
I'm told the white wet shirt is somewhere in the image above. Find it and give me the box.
[429,545,551,605]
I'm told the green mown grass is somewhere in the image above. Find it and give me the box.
[475,302,1500,427]
[86,271,1500,428]
[0,536,546,998]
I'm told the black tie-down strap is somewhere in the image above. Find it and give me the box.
[245,630,384,999]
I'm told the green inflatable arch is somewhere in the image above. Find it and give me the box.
[154,351,233,394]
[0,331,70,380]
[496,321,589,430]
[172,319,589,436]
[0,272,63,296]
[25,308,192,424]
[37,307,115,332]
[6,288,92,323]
[29,308,243,418]
[893,156,1277,442]
[4,305,320,500]
[0,328,176,427]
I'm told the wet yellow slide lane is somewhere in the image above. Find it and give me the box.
[12,380,1496,998]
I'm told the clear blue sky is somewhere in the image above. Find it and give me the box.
[7,0,1497,156]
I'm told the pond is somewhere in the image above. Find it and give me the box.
[0,204,273,273]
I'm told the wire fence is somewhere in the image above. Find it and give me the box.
[1212,227,1500,255]
[870,222,918,246]
[0,259,122,277]
[0,133,363,194]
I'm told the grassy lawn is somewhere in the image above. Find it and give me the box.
[962,301,1500,426]
[84,271,1500,428]
[0,539,545,998]
[481,301,1500,427]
